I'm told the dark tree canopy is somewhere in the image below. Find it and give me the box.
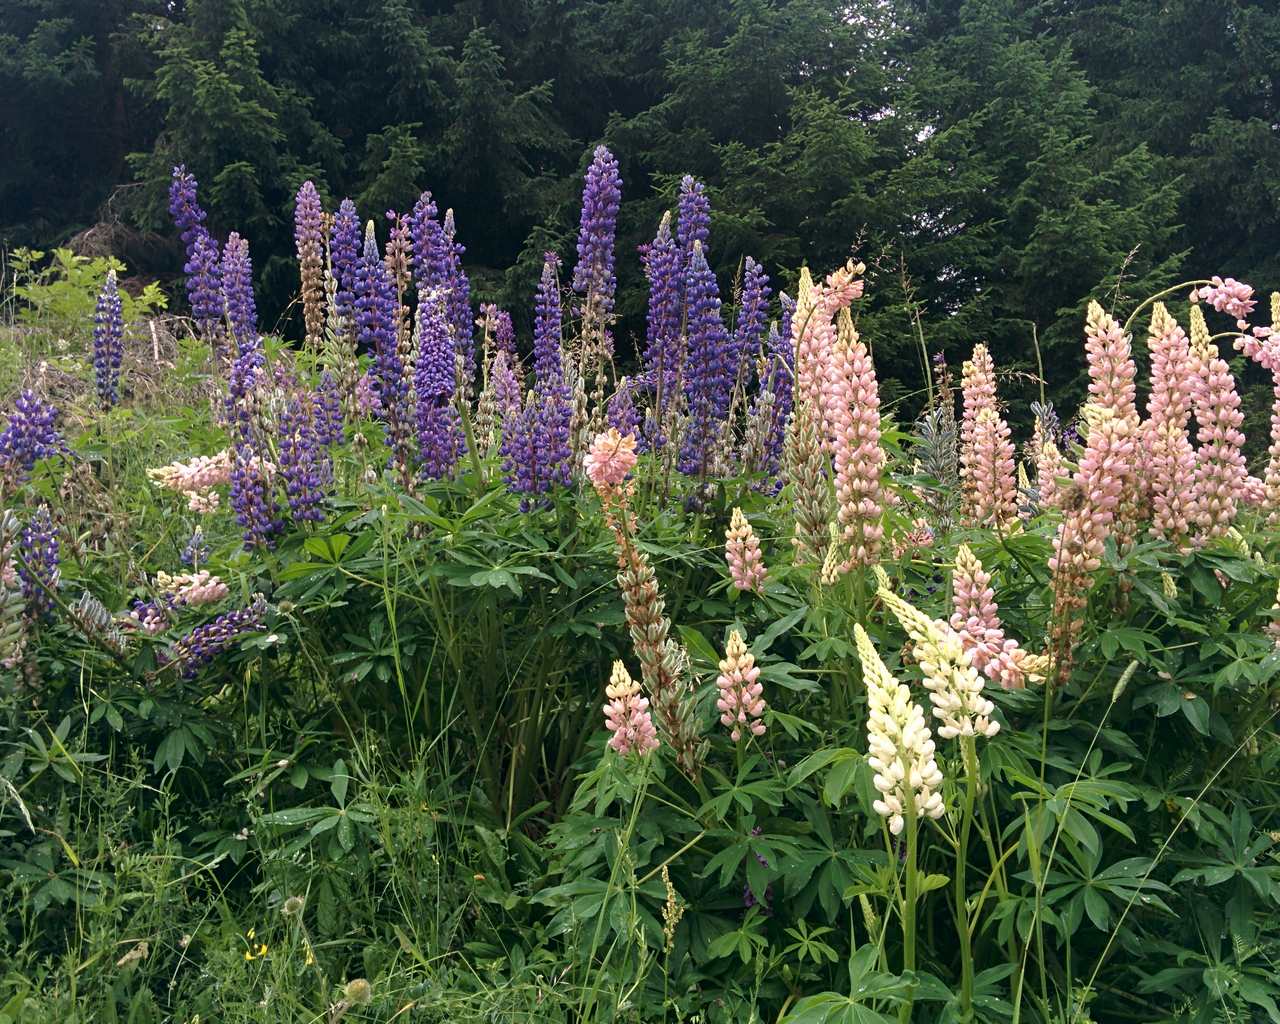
[2,0,1277,411]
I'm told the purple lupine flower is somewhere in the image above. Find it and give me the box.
[129,598,169,636]
[490,350,522,424]
[17,506,59,616]
[410,194,474,387]
[779,292,795,352]
[641,213,684,430]
[330,199,362,329]
[186,229,225,347]
[441,210,475,384]
[313,372,345,445]
[164,595,266,679]
[676,175,710,255]
[492,307,516,361]
[221,233,259,358]
[733,257,771,391]
[230,442,283,549]
[608,378,640,438]
[679,242,733,475]
[181,526,209,569]
[18,506,59,620]
[168,165,207,257]
[278,394,327,522]
[533,253,566,388]
[356,222,411,462]
[0,390,65,486]
[295,181,326,346]
[354,372,381,418]
[93,268,125,407]
[754,320,794,478]
[414,299,460,480]
[572,145,622,319]
[501,393,543,509]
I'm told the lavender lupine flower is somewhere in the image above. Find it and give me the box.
[181,526,209,569]
[0,390,65,487]
[641,213,685,434]
[354,372,381,418]
[733,257,771,389]
[489,350,522,424]
[18,506,59,620]
[278,394,328,522]
[572,145,622,321]
[129,599,169,636]
[676,175,710,255]
[356,222,412,466]
[168,165,207,257]
[164,596,266,679]
[414,300,460,479]
[501,393,546,509]
[491,307,516,361]
[221,233,259,358]
[607,378,641,437]
[313,372,345,446]
[410,194,475,384]
[294,181,326,348]
[330,199,362,328]
[533,253,566,387]
[679,242,733,475]
[186,229,225,348]
[93,269,125,407]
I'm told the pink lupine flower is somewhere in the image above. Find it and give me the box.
[155,570,230,608]
[1195,276,1256,322]
[724,507,767,593]
[959,344,997,519]
[1241,474,1266,507]
[1048,402,1137,682]
[185,489,220,514]
[792,261,865,449]
[602,661,659,756]
[1145,304,1199,543]
[950,544,1036,689]
[1188,306,1247,538]
[1237,292,1280,516]
[892,517,934,559]
[968,407,1017,528]
[1085,302,1139,424]
[716,629,766,741]
[148,450,233,494]
[584,428,637,494]
[829,321,885,570]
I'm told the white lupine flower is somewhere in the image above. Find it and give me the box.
[854,624,945,835]
[874,567,1000,740]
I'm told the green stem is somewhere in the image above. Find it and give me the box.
[900,797,919,1024]
[956,736,979,1023]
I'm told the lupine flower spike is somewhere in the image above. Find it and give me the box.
[602,661,659,756]
[716,630,766,741]
[93,269,125,407]
[1188,305,1247,538]
[294,181,326,349]
[875,568,999,739]
[950,545,1041,689]
[724,507,767,593]
[853,623,945,836]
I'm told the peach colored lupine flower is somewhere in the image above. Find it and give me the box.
[875,571,999,740]
[1188,306,1247,538]
[1083,302,1142,543]
[1241,474,1267,507]
[854,623,945,836]
[792,262,865,451]
[959,344,998,519]
[949,544,1036,690]
[1144,304,1199,544]
[185,489,221,514]
[1034,439,1064,510]
[892,517,934,560]
[1236,293,1280,516]
[829,311,885,570]
[724,507,767,593]
[602,661,659,756]
[716,629,766,741]
[584,428,637,494]
[1047,404,1136,682]
[148,450,233,493]
[967,406,1017,528]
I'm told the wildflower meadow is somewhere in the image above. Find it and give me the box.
[3,7,1280,1022]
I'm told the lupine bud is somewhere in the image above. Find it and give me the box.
[724,508,767,593]
[602,661,659,756]
[93,269,125,407]
[716,629,766,741]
